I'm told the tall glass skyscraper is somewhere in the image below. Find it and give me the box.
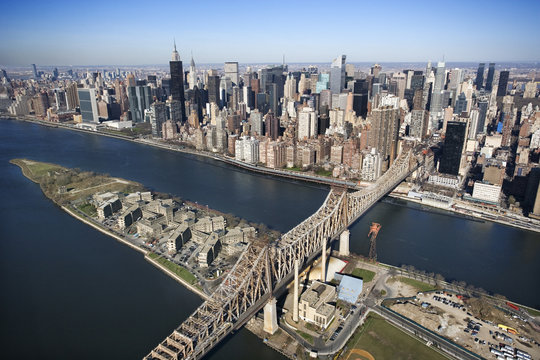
[485,63,495,91]
[330,55,346,94]
[169,42,186,122]
[475,63,485,90]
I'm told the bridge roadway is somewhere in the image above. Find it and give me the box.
[144,147,424,360]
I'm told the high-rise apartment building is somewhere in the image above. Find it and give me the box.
[297,107,318,140]
[368,105,400,167]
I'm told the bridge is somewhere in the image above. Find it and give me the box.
[144,146,425,360]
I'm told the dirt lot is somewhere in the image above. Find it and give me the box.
[390,292,540,360]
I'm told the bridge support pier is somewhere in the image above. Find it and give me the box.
[293,259,299,322]
[339,229,350,256]
[263,297,279,335]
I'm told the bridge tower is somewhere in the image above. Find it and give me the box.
[339,229,350,256]
[368,222,381,261]
[263,298,279,335]
[321,237,327,282]
[293,259,299,322]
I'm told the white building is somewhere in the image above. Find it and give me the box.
[471,182,501,204]
[235,136,260,164]
[361,148,382,181]
[297,107,318,140]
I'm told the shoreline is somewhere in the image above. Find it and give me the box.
[3,115,539,234]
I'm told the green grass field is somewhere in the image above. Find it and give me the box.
[397,277,437,292]
[296,330,313,344]
[345,313,448,360]
[148,253,198,285]
[351,268,376,282]
[78,203,97,217]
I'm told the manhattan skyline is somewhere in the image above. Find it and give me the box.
[2,0,540,66]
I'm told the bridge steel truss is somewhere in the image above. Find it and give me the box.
[144,149,421,360]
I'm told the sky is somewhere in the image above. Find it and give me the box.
[2,0,540,66]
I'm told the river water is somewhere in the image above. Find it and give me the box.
[0,119,538,359]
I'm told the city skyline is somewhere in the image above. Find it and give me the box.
[2,0,540,66]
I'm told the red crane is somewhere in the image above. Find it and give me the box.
[368,222,381,261]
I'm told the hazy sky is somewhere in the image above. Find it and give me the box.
[2,0,540,66]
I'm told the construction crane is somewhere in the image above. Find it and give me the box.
[367,222,382,261]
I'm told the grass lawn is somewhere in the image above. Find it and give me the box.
[351,268,376,282]
[315,168,332,177]
[296,330,313,344]
[148,253,198,285]
[78,203,97,217]
[345,313,447,360]
[523,306,540,317]
[397,277,437,292]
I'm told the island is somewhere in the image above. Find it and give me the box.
[10,158,281,297]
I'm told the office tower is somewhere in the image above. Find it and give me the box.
[147,102,167,137]
[316,73,330,93]
[454,92,467,114]
[32,64,38,79]
[475,63,485,90]
[207,74,220,106]
[369,105,400,167]
[439,121,467,175]
[476,100,488,134]
[169,41,186,122]
[297,107,318,140]
[430,61,446,114]
[370,64,381,78]
[392,72,407,99]
[188,55,196,90]
[77,88,99,123]
[147,75,157,87]
[224,62,239,86]
[448,68,463,90]
[351,79,368,118]
[330,55,346,94]
[497,71,509,96]
[265,110,280,140]
[410,71,424,92]
[284,74,296,101]
[65,82,79,110]
[127,84,152,123]
[485,63,495,91]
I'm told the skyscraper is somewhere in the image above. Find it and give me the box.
[330,55,346,94]
[188,55,196,90]
[454,92,468,114]
[475,63,485,90]
[169,41,186,122]
[485,63,495,91]
[429,61,446,130]
[439,121,467,175]
[368,105,400,167]
[77,88,99,123]
[32,64,38,79]
[497,71,509,97]
[224,62,239,86]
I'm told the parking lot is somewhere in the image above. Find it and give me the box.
[390,291,540,360]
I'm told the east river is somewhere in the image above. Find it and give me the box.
[1,118,539,359]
